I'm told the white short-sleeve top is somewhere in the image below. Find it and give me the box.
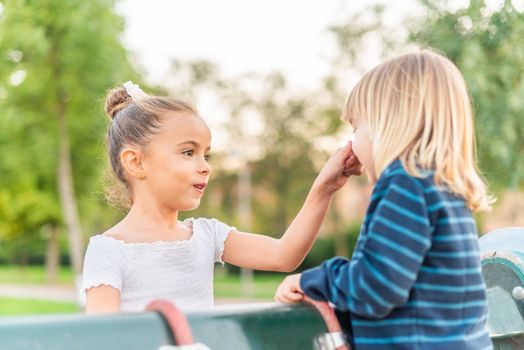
[82,217,234,312]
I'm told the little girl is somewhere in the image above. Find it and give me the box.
[275,50,493,349]
[82,82,361,313]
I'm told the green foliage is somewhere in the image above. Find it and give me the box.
[299,223,361,271]
[411,0,524,189]
[0,234,46,265]
[249,73,341,234]
[0,0,136,248]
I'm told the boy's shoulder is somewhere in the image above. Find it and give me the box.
[377,160,428,190]
[377,160,461,205]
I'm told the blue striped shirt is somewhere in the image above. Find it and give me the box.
[300,160,492,349]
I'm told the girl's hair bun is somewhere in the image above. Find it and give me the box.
[104,87,132,120]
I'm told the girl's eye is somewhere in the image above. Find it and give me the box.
[182,150,194,157]
[204,154,211,161]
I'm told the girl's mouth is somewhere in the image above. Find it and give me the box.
[193,183,206,191]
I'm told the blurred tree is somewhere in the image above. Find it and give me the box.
[318,4,403,255]
[249,73,341,235]
[411,0,524,189]
[0,0,135,280]
[325,4,402,102]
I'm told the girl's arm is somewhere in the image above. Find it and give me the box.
[222,142,361,272]
[85,285,121,314]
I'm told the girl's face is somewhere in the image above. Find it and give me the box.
[140,112,212,211]
[349,115,377,184]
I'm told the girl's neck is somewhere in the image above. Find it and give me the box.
[124,199,180,231]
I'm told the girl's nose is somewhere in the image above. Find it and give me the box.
[199,158,211,175]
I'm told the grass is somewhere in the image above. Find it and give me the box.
[0,265,285,315]
[0,297,79,316]
[214,271,283,299]
[0,265,74,286]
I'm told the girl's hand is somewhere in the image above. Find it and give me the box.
[313,141,362,195]
[274,273,305,304]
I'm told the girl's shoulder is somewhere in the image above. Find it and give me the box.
[189,217,236,264]
[84,234,131,272]
[186,217,236,237]
[86,233,128,254]
[90,223,135,243]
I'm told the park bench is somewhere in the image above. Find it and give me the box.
[480,227,524,350]
[0,297,348,350]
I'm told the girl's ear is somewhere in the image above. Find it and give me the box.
[120,147,146,180]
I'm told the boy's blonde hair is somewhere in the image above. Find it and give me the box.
[344,49,492,212]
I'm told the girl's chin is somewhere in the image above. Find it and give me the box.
[183,205,200,212]
[176,199,202,212]
[188,200,202,211]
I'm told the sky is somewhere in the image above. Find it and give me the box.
[116,0,421,90]
[117,0,349,89]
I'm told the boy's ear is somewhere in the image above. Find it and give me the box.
[120,147,146,179]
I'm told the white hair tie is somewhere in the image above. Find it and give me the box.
[123,81,147,100]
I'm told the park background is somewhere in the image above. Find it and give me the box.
[0,0,523,314]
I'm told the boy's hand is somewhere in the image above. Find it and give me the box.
[314,141,362,195]
[274,273,305,304]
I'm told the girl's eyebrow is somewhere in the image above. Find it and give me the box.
[177,141,211,151]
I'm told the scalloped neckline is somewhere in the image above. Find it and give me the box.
[92,218,196,247]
